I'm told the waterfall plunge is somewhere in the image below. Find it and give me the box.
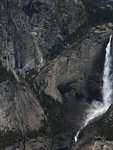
[102,35,113,108]
[75,35,113,142]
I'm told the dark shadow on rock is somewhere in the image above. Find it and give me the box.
[86,38,109,102]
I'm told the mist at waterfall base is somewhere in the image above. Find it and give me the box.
[75,35,113,142]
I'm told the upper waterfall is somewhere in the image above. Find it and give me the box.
[102,35,113,108]
[75,35,113,143]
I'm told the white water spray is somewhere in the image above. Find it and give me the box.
[102,35,113,108]
[75,35,113,142]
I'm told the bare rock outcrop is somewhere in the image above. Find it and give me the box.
[0,0,87,149]
[0,0,86,75]
[0,80,44,132]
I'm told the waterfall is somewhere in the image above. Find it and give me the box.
[75,35,113,143]
[102,35,113,108]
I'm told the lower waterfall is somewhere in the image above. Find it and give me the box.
[75,35,113,142]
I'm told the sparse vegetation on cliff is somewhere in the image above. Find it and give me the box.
[82,0,113,26]
[43,25,89,60]
[0,62,14,83]
[0,129,45,149]
[25,70,67,136]
[0,131,24,149]
[30,83,66,136]
[44,0,113,61]
[97,105,113,141]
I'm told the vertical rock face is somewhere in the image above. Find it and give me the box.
[0,81,44,132]
[1,0,113,149]
[37,24,113,103]
[0,0,86,75]
[0,1,87,149]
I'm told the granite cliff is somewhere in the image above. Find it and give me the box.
[0,0,86,75]
[0,0,113,150]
